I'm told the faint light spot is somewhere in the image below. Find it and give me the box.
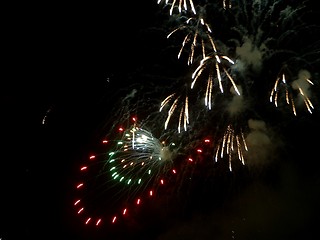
[96,219,101,226]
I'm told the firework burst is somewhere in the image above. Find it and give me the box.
[72,117,179,228]
[69,0,320,236]
[157,0,196,15]
[166,11,215,65]
[155,0,320,169]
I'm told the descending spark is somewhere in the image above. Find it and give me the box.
[270,68,315,115]
[160,93,189,132]
[157,0,196,15]
[223,0,232,9]
[191,53,240,109]
[42,106,53,125]
[167,15,214,65]
[214,125,248,172]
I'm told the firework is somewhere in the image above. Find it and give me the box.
[69,0,320,235]
[72,117,178,228]
[214,124,247,172]
[160,0,319,112]
[160,91,190,133]
[166,12,214,65]
[155,0,319,167]
[157,0,196,15]
[270,68,315,116]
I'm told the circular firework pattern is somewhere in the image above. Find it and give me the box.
[72,117,180,229]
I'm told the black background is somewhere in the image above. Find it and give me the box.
[2,1,320,240]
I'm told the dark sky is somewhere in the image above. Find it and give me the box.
[2,1,320,240]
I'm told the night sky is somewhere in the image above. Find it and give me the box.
[2,1,320,240]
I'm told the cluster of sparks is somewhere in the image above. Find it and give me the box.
[157,0,196,15]
[157,0,318,166]
[166,13,214,65]
[73,117,179,227]
[73,117,214,227]
[214,125,248,172]
[270,70,315,116]
[159,1,239,129]
[160,92,189,132]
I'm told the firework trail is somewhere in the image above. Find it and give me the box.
[157,0,197,15]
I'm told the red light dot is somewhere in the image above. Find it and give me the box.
[76,183,83,189]
[85,218,91,224]
[188,158,193,162]
[197,149,202,153]
[172,169,176,174]
[74,200,80,206]
[136,199,141,205]
[204,139,210,143]
[112,216,117,223]
[78,208,84,214]
[96,219,101,226]
[118,127,124,132]
[160,179,164,184]
[80,166,87,171]
[123,208,127,215]
[89,155,95,160]
[149,190,153,196]
[102,140,108,144]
